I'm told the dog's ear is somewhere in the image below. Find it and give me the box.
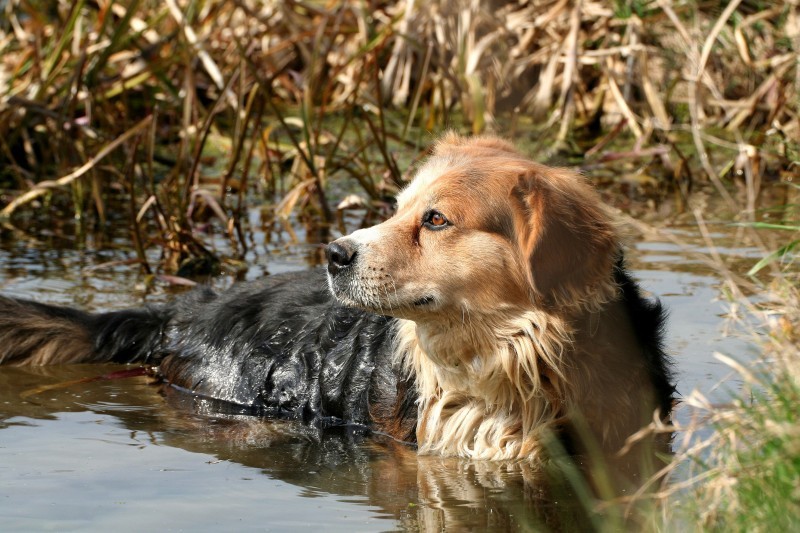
[513,167,618,308]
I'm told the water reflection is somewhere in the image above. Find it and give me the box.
[0,364,667,530]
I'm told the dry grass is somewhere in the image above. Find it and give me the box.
[666,189,800,530]
[0,0,797,270]
[656,263,800,531]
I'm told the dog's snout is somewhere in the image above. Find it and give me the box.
[326,240,357,275]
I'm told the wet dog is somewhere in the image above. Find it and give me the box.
[0,134,673,461]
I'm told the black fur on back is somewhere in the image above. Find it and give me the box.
[152,270,417,440]
[0,271,417,441]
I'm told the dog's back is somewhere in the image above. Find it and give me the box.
[0,270,417,440]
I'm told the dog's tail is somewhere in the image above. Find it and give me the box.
[0,296,170,366]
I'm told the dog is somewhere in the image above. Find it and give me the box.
[0,133,673,462]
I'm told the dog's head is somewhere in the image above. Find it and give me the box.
[326,134,618,320]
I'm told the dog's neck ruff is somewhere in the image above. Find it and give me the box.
[394,308,573,461]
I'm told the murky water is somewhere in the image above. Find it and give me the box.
[0,190,776,531]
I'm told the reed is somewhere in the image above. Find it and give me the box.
[1,1,797,270]
[582,188,798,531]
[659,241,800,531]
[667,169,799,530]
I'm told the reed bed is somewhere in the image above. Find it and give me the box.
[1,0,797,270]
[679,305,800,531]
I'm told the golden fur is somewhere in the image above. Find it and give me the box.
[328,133,663,461]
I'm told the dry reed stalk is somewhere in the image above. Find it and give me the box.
[594,211,797,530]
[687,0,742,210]
[556,0,581,143]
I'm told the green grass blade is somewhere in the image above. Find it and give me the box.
[747,240,800,276]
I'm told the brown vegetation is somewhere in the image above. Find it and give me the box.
[0,0,797,272]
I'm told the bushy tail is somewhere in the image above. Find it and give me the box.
[0,296,171,366]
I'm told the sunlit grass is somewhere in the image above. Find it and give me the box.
[674,291,800,531]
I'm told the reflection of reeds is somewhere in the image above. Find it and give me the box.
[0,1,797,271]
[670,194,800,529]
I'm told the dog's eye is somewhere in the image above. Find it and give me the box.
[423,210,450,230]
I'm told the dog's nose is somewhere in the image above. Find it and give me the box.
[325,240,357,275]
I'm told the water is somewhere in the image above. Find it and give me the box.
[0,196,773,531]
